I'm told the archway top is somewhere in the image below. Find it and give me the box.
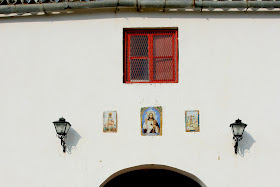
[100,164,207,187]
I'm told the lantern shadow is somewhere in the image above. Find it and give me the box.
[65,128,81,154]
[238,131,256,157]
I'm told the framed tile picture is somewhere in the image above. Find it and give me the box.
[141,106,162,136]
[103,111,117,133]
[185,110,199,132]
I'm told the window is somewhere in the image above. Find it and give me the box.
[124,29,178,83]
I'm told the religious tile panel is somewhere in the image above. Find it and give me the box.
[141,106,162,136]
[185,110,200,132]
[103,111,117,133]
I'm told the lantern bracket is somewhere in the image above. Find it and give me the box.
[233,136,243,154]
[56,134,67,152]
[60,136,66,153]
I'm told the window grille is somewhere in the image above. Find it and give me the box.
[124,29,178,83]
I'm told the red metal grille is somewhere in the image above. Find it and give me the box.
[124,29,178,83]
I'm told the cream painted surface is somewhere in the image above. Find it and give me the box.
[0,10,279,187]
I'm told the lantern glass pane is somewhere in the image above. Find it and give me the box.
[232,125,245,136]
[65,123,71,134]
[54,122,66,135]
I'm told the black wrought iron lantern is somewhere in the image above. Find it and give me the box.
[53,117,71,152]
[230,119,247,154]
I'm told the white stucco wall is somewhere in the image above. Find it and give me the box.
[0,9,279,187]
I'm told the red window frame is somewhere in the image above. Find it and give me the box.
[124,29,178,83]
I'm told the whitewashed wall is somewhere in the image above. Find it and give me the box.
[0,9,279,187]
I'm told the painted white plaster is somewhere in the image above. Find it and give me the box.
[0,10,279,187]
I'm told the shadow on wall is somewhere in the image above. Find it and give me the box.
[238,131,256,157]
[65,128,81,154]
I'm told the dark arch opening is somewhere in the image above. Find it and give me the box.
[102,166,203,187]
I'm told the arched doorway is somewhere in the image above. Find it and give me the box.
[100,165,206,187]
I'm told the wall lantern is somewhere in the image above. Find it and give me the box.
[230,119,247,154]
[53,117,71,152]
